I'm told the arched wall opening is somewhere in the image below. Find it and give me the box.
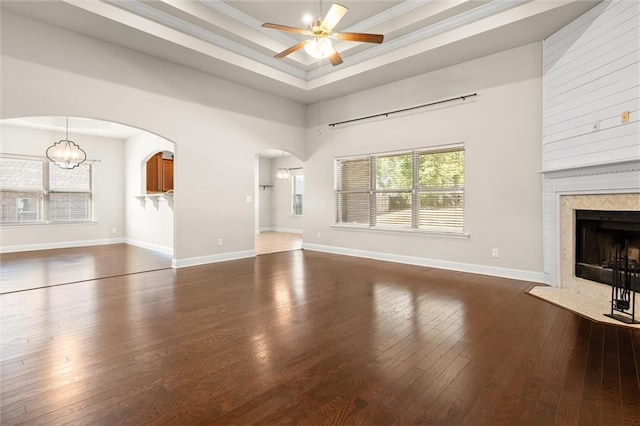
[1,43,307,266]
[0,116,176,257]
[254,149,304,255]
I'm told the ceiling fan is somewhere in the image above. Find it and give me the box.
[262,3,384,66]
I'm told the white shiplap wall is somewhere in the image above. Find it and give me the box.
[542,0,640,286]
[543,0,640,171]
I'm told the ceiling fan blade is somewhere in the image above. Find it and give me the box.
[335,32,384,43]
[322,4,348,31]
[262,23,310,35]
[274,41,307,59]
[329,50,343,66]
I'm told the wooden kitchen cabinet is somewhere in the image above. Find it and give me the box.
[146,152,173,193]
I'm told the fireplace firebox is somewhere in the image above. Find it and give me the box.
[575,210,640,290]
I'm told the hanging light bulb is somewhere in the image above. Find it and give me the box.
[276,149,290,180]
[276,168,290,180]
[46,117,87,169]
[304,37,335,59]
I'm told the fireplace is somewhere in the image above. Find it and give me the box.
[575,210,640,289]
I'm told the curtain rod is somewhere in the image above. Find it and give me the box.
[328,93,478,127]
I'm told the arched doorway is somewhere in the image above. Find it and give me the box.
[0,116,176,292]
[255,149,303,255]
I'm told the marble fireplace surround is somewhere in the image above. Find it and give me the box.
[529,161,640,329]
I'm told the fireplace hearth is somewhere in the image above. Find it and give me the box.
[575,210,640,291]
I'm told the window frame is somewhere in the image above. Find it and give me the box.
[0,154,95,226]
[334,144,467,237]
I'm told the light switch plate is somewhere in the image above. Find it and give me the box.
[622,111,630,123]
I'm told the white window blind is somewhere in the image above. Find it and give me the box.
[374,152,412,228]
[335,157,371,225]
[48,163,92,222]
[335,146,465,233]
[0,158,43,191]
[0,158,44,223]
[417,148,464,232]
[0,156,93,224]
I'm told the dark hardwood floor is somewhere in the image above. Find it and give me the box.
[1,247,639,424]
[0,244,172,294]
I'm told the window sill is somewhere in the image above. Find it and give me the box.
[1,221,98,228]
[331,224,470,239]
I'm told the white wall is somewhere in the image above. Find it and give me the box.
[124,132,174,254]
[303,43,544,281]
[542,0,640,171]
[541,0,640,286]
[257,156,273,232]
[1,11,306,266]
[0,123,125,251]
[272,155,304,233]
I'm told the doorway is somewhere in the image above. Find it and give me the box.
[255,150,303,255]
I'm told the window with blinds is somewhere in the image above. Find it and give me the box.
[0,156,93,224]
[335,145,465,233]
[48,163,92,221]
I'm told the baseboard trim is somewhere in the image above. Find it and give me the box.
[124,239,173,255]
[272,227,303,234]
[0,238,126,254]
[172,249,256,268]
[302,243,546,283]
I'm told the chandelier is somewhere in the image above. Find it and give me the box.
[46,117,87,169]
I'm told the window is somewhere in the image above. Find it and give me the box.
[0,156,93,224]
[291,171,303,216]
[335,145,464,233]
[48,163,92,221]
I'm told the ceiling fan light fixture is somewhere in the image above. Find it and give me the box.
[304,38,335,59]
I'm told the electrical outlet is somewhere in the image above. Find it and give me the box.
[246,195,252,203]
[218,238,223,246]
[317,232,321,239]
[492,248,499,258]
[111,227,117,234]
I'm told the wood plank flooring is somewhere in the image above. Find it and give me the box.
[255,232,302,255]
[0,244,172,294]
[1,247,639,424]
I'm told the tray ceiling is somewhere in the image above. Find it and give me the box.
[2,0,601,104]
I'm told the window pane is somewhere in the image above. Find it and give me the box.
[375,192,412,228]
[418,150,464,188]
[49,163,91,192]
[418,191,464,232]
[336,158,370,191]
[0,158,43,190]
[375,153,412,190]
[1,191,42,223]
[293,175,303,215]
[336,192,369,225]
[49,193,91,221]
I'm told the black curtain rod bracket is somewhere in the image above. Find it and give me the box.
[328,93,477,127]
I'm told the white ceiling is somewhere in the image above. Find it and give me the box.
[2,0,600,104]
[2,117,145,139]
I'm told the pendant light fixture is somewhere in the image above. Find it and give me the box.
[275,150,290,180]
[46,117,87,169]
